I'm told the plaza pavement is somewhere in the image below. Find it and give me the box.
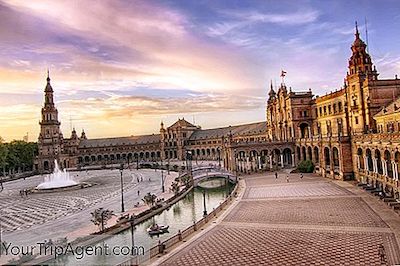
[152,171,400,266]
[0,168,177,264]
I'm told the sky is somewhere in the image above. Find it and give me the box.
[1,0,400,141]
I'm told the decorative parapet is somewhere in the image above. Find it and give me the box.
[353,133,400,143]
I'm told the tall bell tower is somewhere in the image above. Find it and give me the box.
[345,22,379,134]
[37,71,64,172]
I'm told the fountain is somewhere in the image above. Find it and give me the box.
[36,160,78,190]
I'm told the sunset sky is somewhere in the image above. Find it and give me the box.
[1,0,400,141]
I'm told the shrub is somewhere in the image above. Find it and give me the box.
[297,160,314,173]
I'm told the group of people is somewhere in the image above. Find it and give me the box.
[19,189,29,198]
[274,172,303,182]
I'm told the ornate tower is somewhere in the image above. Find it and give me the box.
[37,71,64,172]
[346,22,379,134]
[160,121,166,160]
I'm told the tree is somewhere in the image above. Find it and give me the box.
[170,181,180,195]
[91,208,114,232]
[142,192,157,207]
[3,140,37,175]
[297,160,315,173]
[0,142,8,177]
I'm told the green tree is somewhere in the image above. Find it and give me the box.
[297,160,315,173]
[0,140,8,177]
[91,208,114,232]
[142,192,157,207]
[170,181,180,195]
[5,140,37,174]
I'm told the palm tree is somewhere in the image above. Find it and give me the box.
[142,192,157,207]
[91,208,114,232]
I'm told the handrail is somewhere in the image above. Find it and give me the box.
[116,182,239,266]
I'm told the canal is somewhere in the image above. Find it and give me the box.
[47,178,234,266]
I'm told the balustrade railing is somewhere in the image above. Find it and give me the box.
[116,183,239,266]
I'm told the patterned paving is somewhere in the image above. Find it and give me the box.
[159,173,400,266]
[0,171,138,232]
[161,225,399,266]
[244,182,351,199]
[224,197,388,228]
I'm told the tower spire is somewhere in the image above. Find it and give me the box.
[355,21,360,39]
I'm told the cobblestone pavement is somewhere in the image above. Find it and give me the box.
[0,169,175,247]
[0,169,141,232]
[159,172,400,266]
[225,197,388,228]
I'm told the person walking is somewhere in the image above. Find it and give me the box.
[275,172,278,179]
[286,174,290,183]
[300,173,303,179]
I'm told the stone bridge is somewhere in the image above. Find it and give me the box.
[180,166,237,186]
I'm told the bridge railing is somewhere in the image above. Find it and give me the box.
[116,182,239,266]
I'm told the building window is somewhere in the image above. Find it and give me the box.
[333,104,337,113]
[324,106,327,115]
[328,105,332,114]
[355,117,359,124]
[338,102,342,112]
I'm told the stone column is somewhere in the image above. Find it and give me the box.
[391,160,396,179]
[269,155,273,169]
[280,154,284,169]
[258,156,262,170]
[364,156,368,171]
[356,156,360,170]
[382,160,387,176]
[373,158,378,174]
[291,153,295,167]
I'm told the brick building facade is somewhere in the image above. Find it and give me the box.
[35,25,400,198]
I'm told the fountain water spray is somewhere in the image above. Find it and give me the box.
[36,160,78,189]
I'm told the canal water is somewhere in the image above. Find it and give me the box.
[47,178,234,266]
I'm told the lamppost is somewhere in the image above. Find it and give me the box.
[161,159,165,193]
[202,189,207,216]
[130,214,136,247]
[217,147,221,168]
[120,164,125,213]
[0,176,3,192]
[186,151,193,186]
[136,154,139,170]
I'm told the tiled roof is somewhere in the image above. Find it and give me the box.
[79,134,160,148]
[168,118,197,129]
[189,122,266,140]
[375,96,400,117]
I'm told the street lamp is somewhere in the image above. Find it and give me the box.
[136,155,139,170]
[202,189,207,216]
[120,164,125,213]
[186,151,193,186]
[217,147,221,167]
[130,214,136,247]
[161,160,165,193]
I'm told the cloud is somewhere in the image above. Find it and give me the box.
[62,92,264,121]
[1,0,260,95]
